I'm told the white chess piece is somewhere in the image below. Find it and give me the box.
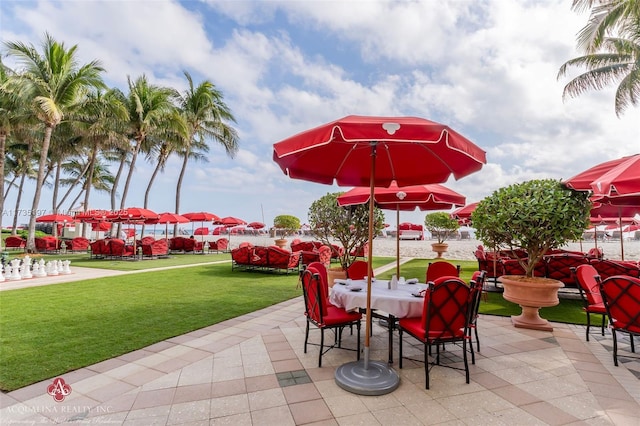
[61,260,72,275]
[21,256,33,279]
[9,259,22,281]
[48,261,59,276]
[0,264,5,282]
[33,261,46,277]
[35,259,47,277]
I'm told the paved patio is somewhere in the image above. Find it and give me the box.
[1,267,639,425]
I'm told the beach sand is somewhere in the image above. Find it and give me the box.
[211,234,640,262]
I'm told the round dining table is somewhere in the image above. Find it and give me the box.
[330,278,428,363]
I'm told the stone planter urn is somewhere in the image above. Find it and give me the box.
[274,239,288,249]
[326,267,347,288]
[499,275,564,331]
[431,243,449,258]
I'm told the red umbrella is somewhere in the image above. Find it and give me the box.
[338,182,465,277]
[182,212,220,222]
[565,154,640,260]
[145,212,190,240]
[105,207,159,222]
[587,154,640,197]
[215,216,247,226]
[36,213,75,223]
[74,209,112,240]
[74,209,111,222]
[183,212,220,247]
[36,213,75,239]
[273,115,486,394]
[451,202,479,221]
[564,155,635,192]
[247,221,265,229]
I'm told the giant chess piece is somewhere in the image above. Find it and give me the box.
[0,264,5,282]
[9,259,22,281]
[47,261,59,276]
[33,260,47,277]
[61,260,72,275]
[21,256,33,279]
[33,259,47,277]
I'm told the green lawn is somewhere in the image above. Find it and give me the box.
[0,255,589,392]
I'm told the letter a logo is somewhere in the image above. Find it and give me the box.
[47,377,72,402]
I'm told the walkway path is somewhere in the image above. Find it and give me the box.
[1,259,639,425]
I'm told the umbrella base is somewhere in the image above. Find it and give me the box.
[335,356,400,396]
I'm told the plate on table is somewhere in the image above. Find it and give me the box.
[334,279,349,285]
[405,278,419,285]
[411,292,424,298]
[348,285,364,292]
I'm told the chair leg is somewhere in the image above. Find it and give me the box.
[398,328,404,369]
[631,334,636,353]
[304,320,310,354]
[601,315,606,336]
[475,326,480,353]
[319,328,325,368]
[424,341,430,390]
[463,338,470,384]
[585,312,591,341]
[612,329,619,367]
[469,332,476,365]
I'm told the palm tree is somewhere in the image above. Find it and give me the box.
[0,58,32,243]
[118,75,177,211]
[3,33,105,251]
[174,71,239,230]
[71,88,128,219]
[570,0,640,52]
[62,156,115,211]
[558,17,640,116]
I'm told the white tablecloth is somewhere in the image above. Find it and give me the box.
[330,279,428,318]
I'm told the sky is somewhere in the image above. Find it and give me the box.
[1,0,638,231]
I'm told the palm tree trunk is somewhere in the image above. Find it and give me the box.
[0,132,6,250]
[56,159,91,211]
[27,125,54,251]
[81,146,99,238]
[142,158,163,236]
[119,139,141,210]
[4,175,18,199]
[174,145,190,236]
[11,172,26,236]
[51,160,61,214]
[111,151,128,237]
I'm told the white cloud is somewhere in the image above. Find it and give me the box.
[1,0,638,228]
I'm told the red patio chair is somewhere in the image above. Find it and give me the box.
[398,277,472,389]
[301,267,361,367]
[346,260,370,280]
[599,275,640,366]
[571,265,607,341]
[426,261,460,283]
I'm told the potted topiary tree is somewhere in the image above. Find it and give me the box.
[308,192,384,285]
[272,215,301,248]
[472,179,591,331]
[424,211,460,258]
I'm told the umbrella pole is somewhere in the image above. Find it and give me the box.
[363,148,376,366]
[618,209,624,261]
[334,142,399,396]
[396,207,400,278]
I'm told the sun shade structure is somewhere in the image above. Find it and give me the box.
[565,154,640,260]
[145,212,190,241]
[35,214,75,223]
[338,182,465,277]
[273,115,486,395]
